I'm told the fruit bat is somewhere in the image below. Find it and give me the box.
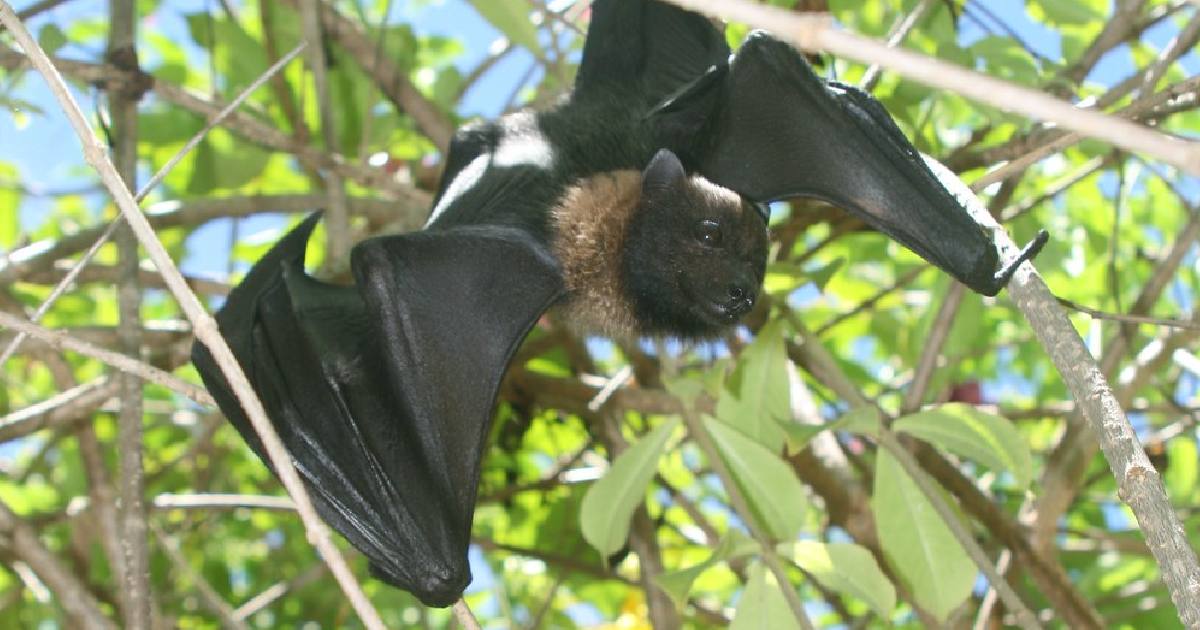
[191,0,1046,607]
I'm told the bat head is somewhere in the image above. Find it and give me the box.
[622,149,769,338]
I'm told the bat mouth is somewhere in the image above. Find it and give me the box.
[678,273,755,330]
[705,296,753,322]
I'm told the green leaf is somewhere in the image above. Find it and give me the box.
[731,562,801,630]
[716,318,789,452]
[467,0,541,54]
[1033,0,1102,26]
[873,450,974,622]
[704,416,806,540]
[839,406,881,437]
[780,541,896,618]
[779,420,837,452]
[764,258,843,294]
[1165,438,1197,503]
[894,403,1033,489]
[580,418,680,556]
[37,24,67,56]
[656,563,713,610]
[656,531,760,608]
[663,373,705,403]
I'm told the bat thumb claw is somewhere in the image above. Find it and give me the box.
[989,229,1049,293]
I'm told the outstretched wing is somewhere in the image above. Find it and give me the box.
[192,214,564,607]
[646,29,1044,295]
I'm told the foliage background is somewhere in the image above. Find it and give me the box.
[1,0,1199,627]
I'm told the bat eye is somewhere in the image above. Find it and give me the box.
[694,219,722,247]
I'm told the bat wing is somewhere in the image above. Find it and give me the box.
[192,214,564,607]
[575,0,729,108]
[651,32,1045,296]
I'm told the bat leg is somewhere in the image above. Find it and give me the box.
[992,229,1049,289]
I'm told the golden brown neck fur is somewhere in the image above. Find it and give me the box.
[549,170,643,339]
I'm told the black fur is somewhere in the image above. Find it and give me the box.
[621,150,767,337]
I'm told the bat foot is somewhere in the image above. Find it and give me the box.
[989,230,1049,293]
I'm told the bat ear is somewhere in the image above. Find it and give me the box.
[643,148,687,192]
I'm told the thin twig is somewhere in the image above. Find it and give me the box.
[971,549,1013,630]
[299,0,350,266]
[586,365,633,412]
[152,493,295,511]
[0,498,117,629]
[991,186,1200,626]
[151,524,250,630]
[902,281,965,413]
[0,310,213,405]
[859,0,938,91]
[296,0,454,149]
[0,7,387,628]
[0,377,118,442]
[1057,298,1200,331]
[233,563,327,621]
[106,1,151,624]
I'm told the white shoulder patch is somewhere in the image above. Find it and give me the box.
[493,131,555,169]
[424,154,490,227]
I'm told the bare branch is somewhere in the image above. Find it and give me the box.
[1057,298,1200,330]
[452,600,482,630]
[150,524,250,630]
[0,377,117,443]
[299,0,350,265]
[0,193,416,285]
[0,6,386,627]
[996,209,1200,626]
[0,311,212,405]
[0,498,117,629]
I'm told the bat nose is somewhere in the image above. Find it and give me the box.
[725,282,757,316]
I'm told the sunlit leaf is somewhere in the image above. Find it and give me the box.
[894,403,1034,489]
[580,418,680,556]
[716,318,789,452]
[780,540,896,618]
[873,450,974,622]
[655,530,759,608]
[704,416,806,540]
[731,562,801,630]
[37,24,67,56]
[839,406,881,437]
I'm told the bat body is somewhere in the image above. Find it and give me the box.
[192,0,1045,607]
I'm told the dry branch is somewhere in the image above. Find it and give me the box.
[1006,255,1200,626]
[0,311,212,405]
[0,499,117,629]
[0,377,118,443]
[0,5,386,627]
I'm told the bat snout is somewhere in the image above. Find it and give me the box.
[723,282,757,318]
